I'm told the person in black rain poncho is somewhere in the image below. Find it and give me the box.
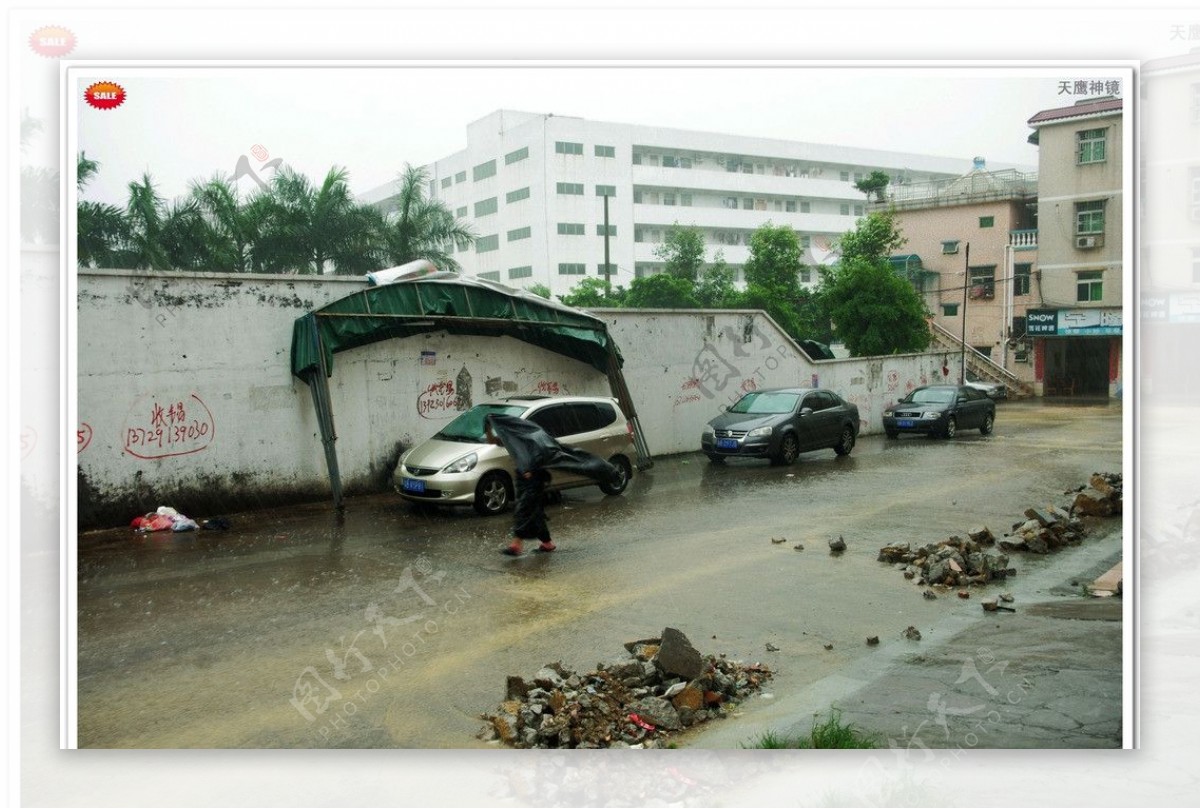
[484,413,621,556]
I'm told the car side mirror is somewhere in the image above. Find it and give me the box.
[800,407,814,417]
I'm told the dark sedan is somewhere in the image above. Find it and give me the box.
[882,384,995,439]
[701,387,860,465]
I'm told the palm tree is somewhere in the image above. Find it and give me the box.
[122,173,172,270]
[257,165,386,274]
[76,152,127,268]
[188,174,267,273]
[21,111,58,244]
[379,164,475,272]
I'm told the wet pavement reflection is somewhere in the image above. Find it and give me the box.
[75,399,1124,748]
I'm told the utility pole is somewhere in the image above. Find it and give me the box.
[603,194,612,299]
[960,242,969,384]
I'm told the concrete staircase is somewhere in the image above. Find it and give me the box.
[927,320,1035,399]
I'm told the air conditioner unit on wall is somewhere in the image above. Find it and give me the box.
[1076,235,1098,249]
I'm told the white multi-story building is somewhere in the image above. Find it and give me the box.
[362,109,979,297]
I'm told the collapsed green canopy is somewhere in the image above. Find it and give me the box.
[291,272,622,379]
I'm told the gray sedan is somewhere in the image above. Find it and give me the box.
[701,387,860,465]
[883,384,996,439]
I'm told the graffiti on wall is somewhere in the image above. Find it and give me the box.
[78,423,93,453]
[689,321,794,407]
[533,380,565,396]
[485,376,519,397]
[417,380,458,419]
[673,377,703,409]
[124,393,215,459]
[21,427,36,459]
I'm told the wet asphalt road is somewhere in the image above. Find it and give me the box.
[75,399,1123,748]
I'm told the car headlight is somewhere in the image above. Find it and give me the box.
[702,424,715,438]
[883,410,893,418]
[923,411,941,419]
[442,453,478,474]
[746,426,773,439]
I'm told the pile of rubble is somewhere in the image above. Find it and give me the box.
[480,627,772,749]
[1000,472,1122,554]
[877,527,1015,589]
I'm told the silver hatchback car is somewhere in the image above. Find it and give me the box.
[394,395,635,515]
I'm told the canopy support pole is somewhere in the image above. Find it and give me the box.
[305,321,344,509]
[605,344,653,470]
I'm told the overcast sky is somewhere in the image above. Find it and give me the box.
[72,65,1123,207]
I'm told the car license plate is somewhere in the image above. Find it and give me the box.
[897,420,915,428]
[402,478,426,493]
[716,438,739,450]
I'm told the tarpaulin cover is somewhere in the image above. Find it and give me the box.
[291,272,620,379]
[484,413,619,486]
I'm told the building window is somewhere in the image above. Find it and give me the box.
[456,206,467,218]
[474,197,498,217]
[558,263,586,275]
[840,171,850,181]
[799,235,811,249]
[800,268,812,283]
[800,201,811,213]
[942,240,960,254]
[942,303,959,316]
[507,226,531,242]
[597,263,616,275]
[505,146,529,165]
[1077,270,1103,301]
[508,265,532,280]
[506,186,530,204]
[454,171,466,184]
[557,182,584,195]
[473,160,496,182]
[1077,128,1107,164]
[662,155,680,168]
[663,193,676,206]
[595,145,616,158]
[722,196,738,209]
[1014,263,1032,296]
[854,204,864,216]
[1075,200,1106,234]
[596,224,617,237]
[840,204,851,216]
[440,177,452,189]
[743,198,754,210]
[785,200,796,212]
[634,228,644,243]
[596,184,616,198]
[969,265,996,299]
[680,193,692,207]
[557,223,585,235]
[475,234,499,253]
[632,152,643,165]
[979,216,995,228]
[478,271,501,281]
[555,141,583,155]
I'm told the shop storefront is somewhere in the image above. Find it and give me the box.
[1028,308,1122,398]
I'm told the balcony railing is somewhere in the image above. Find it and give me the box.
[1010,229,1038,250]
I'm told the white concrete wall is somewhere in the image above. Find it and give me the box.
[77,271,956,526]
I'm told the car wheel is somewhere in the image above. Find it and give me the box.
[943,416,957,439]
[772,433,800,465]
[473,471,512,516]
[980,413,995,435]
[706,454,726,464]
[834,425,856,456]
[599,455,633,495]
[885,429,898,439]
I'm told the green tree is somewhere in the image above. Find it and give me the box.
[121,173,173,270]
[694,254,736,308]
[256,165,385,274]
[743,223,803,299]
[623,273,699,309]
[821,211,930,356]
[833,209,905,265]
[76,153,127,268]
[853,170,891,203]
[21,112,58,244]
[558,276,623,308]
[188,174,270,273]
[527,283,551,299]
[653,224,706,282]
[379,164,475,273]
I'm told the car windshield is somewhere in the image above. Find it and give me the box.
[434,404,527,442]
[906,388,956,405]
[729,391,800,415]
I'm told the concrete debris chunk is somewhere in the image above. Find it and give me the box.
[829,535,847,553]
[903,626,922,641]
[655,627,705,681]
[482,631,772,748]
